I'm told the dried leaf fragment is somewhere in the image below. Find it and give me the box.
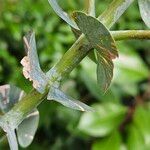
[21,31,48,93]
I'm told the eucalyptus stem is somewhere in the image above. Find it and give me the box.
[0,89,48,130]
[112,30,150,40]
[50,35,90,80]
[85,0,95,16]
[0,35,90,130]
[0,0,139,130]
[98,0,134,28]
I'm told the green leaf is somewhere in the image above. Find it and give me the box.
[47,87,93,112]
[127,125,145,150]
[78,103,127,137]
[80,59,101,100]
[20,31,48,94]
[73,12,118,92]
[80,58,120,102]
[113,44,149,95]
[133,105,150,146]
[48,0,78,29]
[17,109,39,148]
[92,131,122,150]
[138,0,150,28]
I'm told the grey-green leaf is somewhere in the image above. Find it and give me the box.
[0,85,21,150]
[97,52,114,92]
[138,0,150,28]
[17,109,39,148]
[78,103,127,137]
[48,0,78,29]
[0,84,24,113]
[47,87,93,111]
[73,12,118,58]
[20,31,48,94]
[127,125,145,150]
[0,84,40,148]
[73,12,118,92]
[7,129,18,150]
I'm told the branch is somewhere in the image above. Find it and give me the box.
[112,30,150,41]
[98,0,134,28]
[85,0,95,17]
[0,0,136,130]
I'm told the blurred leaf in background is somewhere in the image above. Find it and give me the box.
[78,103,127,137]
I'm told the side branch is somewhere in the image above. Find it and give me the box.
[112,30,150,41]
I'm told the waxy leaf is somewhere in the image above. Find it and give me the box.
[48,0,78,29]
[73,12,118,92]
[97,52,114,92]
[47,87,93,111]
[0,84,24,113]
[133,106,150,146]
[73,12,118,58]
[17,109,39,148]
[138,0,150,28]
[0,85,39,149]
[21,31,48,94]
[7,129,18,150]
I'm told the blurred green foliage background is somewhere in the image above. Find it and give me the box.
[0,0,150,149]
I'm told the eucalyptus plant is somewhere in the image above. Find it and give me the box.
[0,0,150,149]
